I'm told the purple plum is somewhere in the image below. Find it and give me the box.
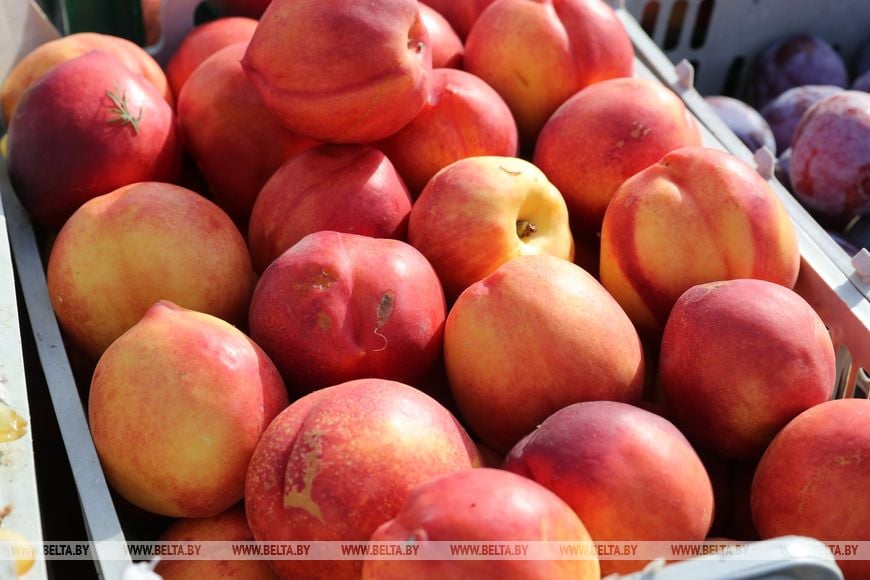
[704,95,776,154]
[760,85,844,152]
[746,34,849,108]
[789,91,870,222]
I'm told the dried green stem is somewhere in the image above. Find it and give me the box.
[106,85,142,135]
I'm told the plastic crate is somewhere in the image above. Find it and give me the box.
[1,1,868,579]
[623,0,870,97]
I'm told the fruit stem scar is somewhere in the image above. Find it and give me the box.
[284,430,325,523]
[106,84,143,135]
[408,39,425,53]
[516,220,537,238]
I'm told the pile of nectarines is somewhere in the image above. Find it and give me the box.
[1,1,867,579]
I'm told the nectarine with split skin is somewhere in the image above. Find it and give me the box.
[89,301,289,518]
[248,231,446,395]
[600,146,800,332]
[242,0,432,143]
[245,378,481,579]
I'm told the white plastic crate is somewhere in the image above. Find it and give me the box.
[624,0,870,96]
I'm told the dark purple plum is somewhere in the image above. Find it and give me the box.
[746,34,849,108]
[852,70,870,93]
[789,91,870,222]
[845,215,870,251]
[704,95,776,154]
[760,85,843,152]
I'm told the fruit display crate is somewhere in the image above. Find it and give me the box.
[0,1,868,580]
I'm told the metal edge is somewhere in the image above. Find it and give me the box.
[0,158,131,578]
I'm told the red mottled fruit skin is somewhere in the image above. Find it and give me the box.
[363,468,600,580]
[759,84,843,153]
[7,50,182,228]
[505,401,714,576]
[156,505,279,579]
[247,145,412,273]
[788,91,870,221]
[244,379,482,580]
[600,146,800,332]
[242,0,432,143]
[464,0,634,145]
[166,17,258,98]
[419,4,464,69]
[89,301,289,518]
[752,399,870,579]
[375,68,519,196]
[248,232,446,395]
[534,77,703,237]
[445,255,645,453]
[422,0,497,39]
[659,279,835,460]
[178,43,317,228]
[46,181,255,361]
[1,32,172,124]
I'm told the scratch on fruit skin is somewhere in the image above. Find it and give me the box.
[284,430,325,523]
[294,270,335,291]
[369,292,394,352]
